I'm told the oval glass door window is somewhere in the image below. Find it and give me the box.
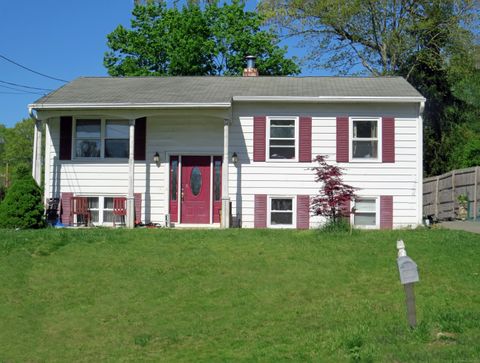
[190,167,202,196]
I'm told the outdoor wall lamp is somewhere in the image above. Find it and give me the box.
[232,152,238,166]
[153,152,160,167]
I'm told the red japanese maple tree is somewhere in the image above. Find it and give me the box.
[311,155,357,223]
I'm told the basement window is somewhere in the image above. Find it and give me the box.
[269,197,295,227]
[353,198,378,227]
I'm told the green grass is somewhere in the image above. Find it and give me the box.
[0,228,479,362]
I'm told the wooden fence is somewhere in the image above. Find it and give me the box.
[423,166,480,221]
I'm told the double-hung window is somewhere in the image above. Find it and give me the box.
[267,118,297,160]
[74,118,129,159]
[353,198,378,227]
[105,120,130,158]
[269,197,295,227]
[351,118,381,161]
[75,119,101,158]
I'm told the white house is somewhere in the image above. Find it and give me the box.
[29,69,425,229]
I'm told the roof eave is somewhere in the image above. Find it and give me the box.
[232,96,426,103]
[28,102,232,112]
[28,96,426,113]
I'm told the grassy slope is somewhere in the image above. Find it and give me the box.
[0,228,479,362]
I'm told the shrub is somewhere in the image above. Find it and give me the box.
[320,218,351,233]
[311,155,357,223]
[0,175,45,229]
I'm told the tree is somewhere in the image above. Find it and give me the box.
[259,0,477,76]
[259,0,479,176]
[2,118,35,184]
[104,1,299,76]
[310,155,357,223]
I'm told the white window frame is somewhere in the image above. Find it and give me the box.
[266,116,299,162]
[350,196,380,229]
[267,195,296,228]
[72,117,130,160]
[349,117,382,162]
[74,195,126,226]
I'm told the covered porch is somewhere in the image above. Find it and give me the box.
[31,107,235,228]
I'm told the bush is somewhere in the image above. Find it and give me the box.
[320,218,351,233]
[0,175,45,229]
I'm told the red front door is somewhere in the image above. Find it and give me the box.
[181,156,211,224]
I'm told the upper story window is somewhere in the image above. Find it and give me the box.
[76,119,101,158]
[350,118,381,161]
[105,120,129,158]
[267,118,298,161]
[74,118,129,159]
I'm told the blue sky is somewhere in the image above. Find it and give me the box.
[0,0,331,127]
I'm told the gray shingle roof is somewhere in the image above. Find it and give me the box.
[31,76,424,107]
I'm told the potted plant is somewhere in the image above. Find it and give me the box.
[457,194,469,220]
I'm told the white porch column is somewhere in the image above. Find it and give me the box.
[32,119,43,185]
[221,118,231,228]
[126,119,136,228]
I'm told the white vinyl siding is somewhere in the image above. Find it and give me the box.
[43,101,421,229]
[229,102,421,229]
[46,115,224,224]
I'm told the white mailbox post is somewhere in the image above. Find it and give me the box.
[396,240,419,328]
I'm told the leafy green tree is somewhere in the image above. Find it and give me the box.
[104,1,299,76]
[260,0,478,175]
[259,0,476,76]
[3,118,35,183]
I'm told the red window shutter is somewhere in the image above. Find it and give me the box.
[253,116,266,162]
[134,117,147,161]
[299,116,312,162]
[296,195,310,229]
[254,194,267,228]
[60,192,73,225]
[134,193,142,225]
[336,116,349,162]
[380,195,393,229]
[59,116,72,160]
[382,117,395,163]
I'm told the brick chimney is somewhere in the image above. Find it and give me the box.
[243,55,258,77]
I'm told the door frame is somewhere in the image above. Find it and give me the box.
[165,151,222,225]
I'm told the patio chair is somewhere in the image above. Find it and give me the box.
[70,197,91,227]
[113,197,127,227]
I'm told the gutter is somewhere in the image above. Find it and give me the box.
[232,96,426,103]
[28,96,426,112]
[29,108,42,186]
[28,102,232,111]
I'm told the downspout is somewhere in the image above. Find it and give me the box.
[220,98,233,228]
[29,107,42,186]
[417,101,425,226]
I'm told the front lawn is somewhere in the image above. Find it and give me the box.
[0,228,479,362]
